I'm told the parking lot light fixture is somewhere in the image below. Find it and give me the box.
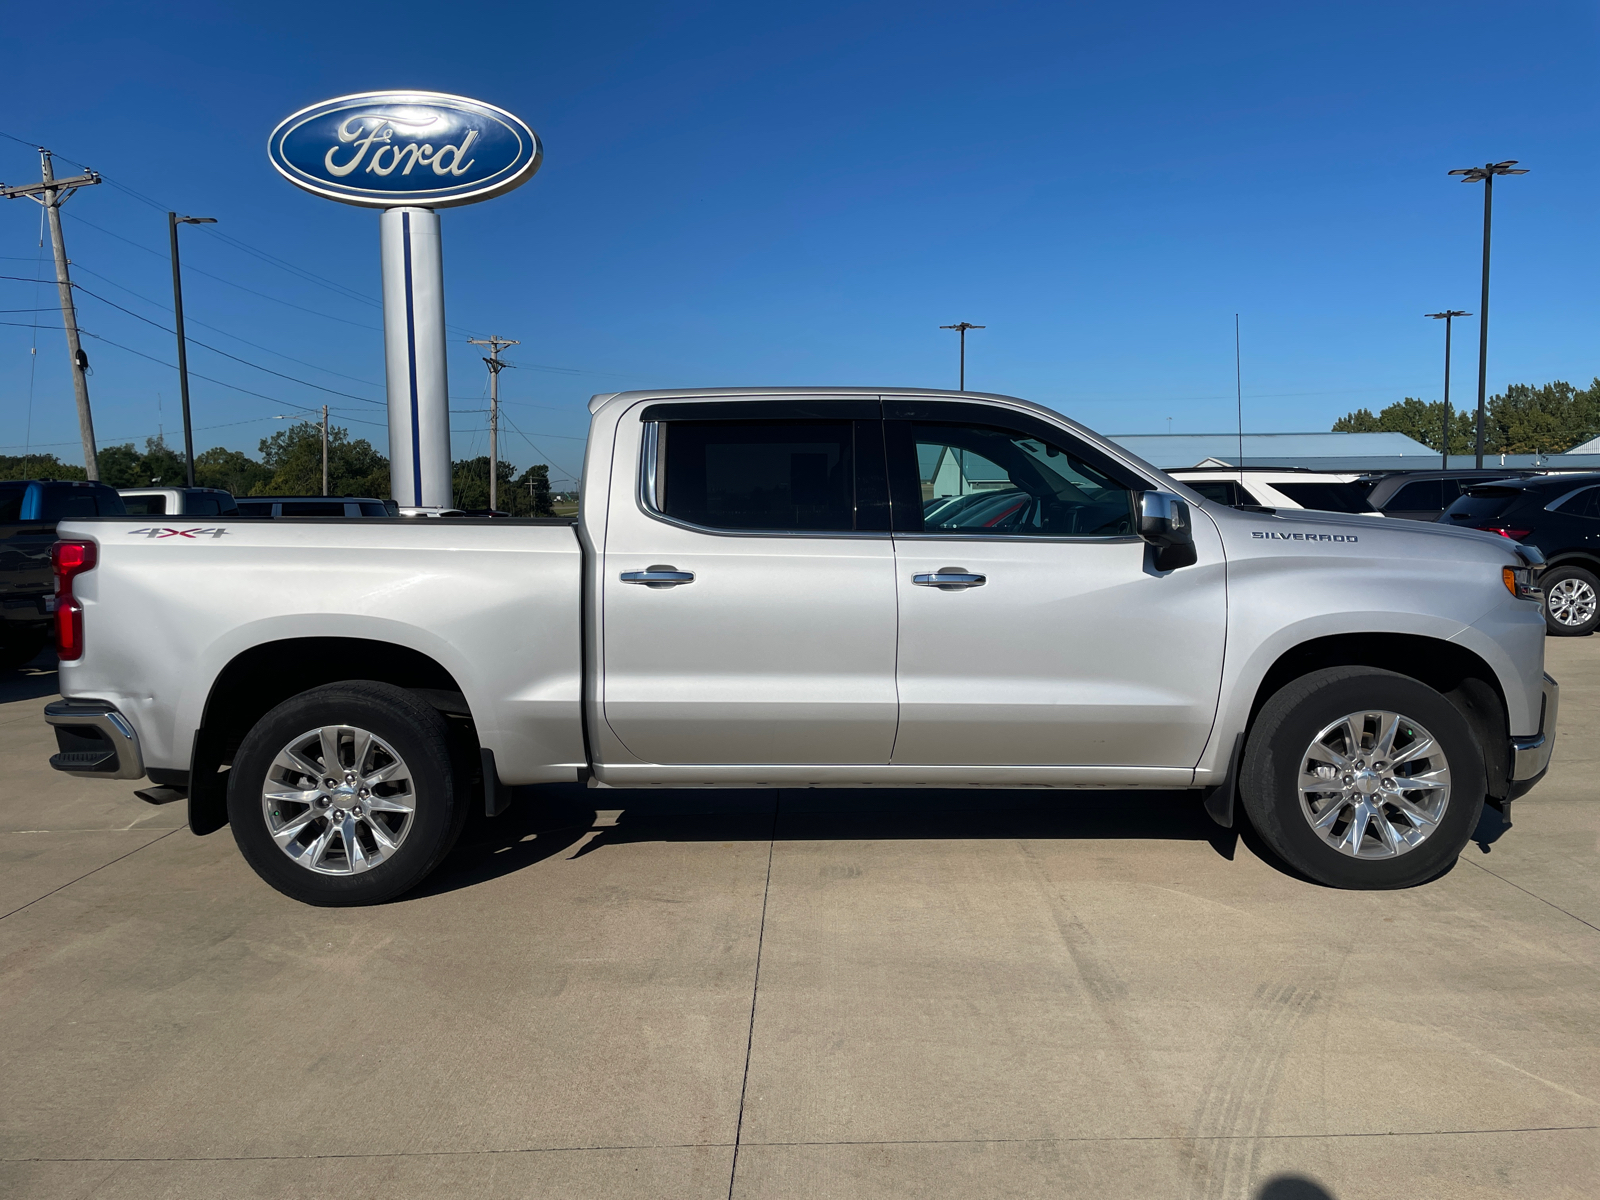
[1425,310,1471,469]
[1447,161,1528,468]
[939,322,985,391]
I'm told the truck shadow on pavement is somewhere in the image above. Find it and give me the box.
[411,783,1246,900]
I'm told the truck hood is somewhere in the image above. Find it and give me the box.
[1209,502,1527,566]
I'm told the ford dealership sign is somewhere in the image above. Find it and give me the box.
[267,91,541,208]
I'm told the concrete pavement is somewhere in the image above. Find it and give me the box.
[2,642,1597,1198]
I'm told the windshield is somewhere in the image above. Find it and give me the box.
[1271,481,1376,514]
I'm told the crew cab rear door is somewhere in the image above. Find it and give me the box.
[599,399,899,766]
[884,401,1227,774]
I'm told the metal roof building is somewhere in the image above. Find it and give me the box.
[1106,431,1438,471]
[1103,431,1600,472]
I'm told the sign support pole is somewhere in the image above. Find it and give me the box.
[379,207,453,508]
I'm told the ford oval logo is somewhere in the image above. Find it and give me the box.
[268,91,541,208]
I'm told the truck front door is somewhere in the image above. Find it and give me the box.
[885,402,1227,774]
[600,400,899,766]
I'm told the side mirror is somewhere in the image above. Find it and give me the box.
[1138,491,1197,570]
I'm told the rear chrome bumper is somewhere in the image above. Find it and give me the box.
[1508,673,1559,798]
[44,700,146,780]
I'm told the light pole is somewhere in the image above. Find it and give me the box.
[467,336,518,512]
[168,212,216,487]
[1425,310,1470,470]
[1447,161,1527,468]
[939,322,984,391]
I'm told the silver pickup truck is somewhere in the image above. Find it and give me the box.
[43,388,1558,904]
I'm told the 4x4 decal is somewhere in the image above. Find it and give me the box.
[127,527,231,540]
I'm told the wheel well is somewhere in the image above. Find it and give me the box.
[1542,553,1600,577]
[197,637,469,772]
[1250,633,1511,799]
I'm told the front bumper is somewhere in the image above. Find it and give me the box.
[43,700,146,780]
[1508,673,1559,799]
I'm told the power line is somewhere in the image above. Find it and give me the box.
[66,260,384,389]
[72,282,387,405]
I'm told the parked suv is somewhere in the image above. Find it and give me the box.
[234,496,394,517]
[1364,470,1543,522]
[0,480,127,668]
[1168,469,1379,515]
[1441,473,1600,635]
[118,487,240,517]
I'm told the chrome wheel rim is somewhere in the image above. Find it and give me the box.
[1297,710,1450,859]
[1547,577,1597,627]
[261,725,415,875]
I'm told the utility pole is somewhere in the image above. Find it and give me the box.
[939,322,984,391]
[321,405,330,496]
[2,150,103,479]
[468,336,518,511]
[1426,310,1470,469]
[1448,160,1528,468]
[168,212,216,487]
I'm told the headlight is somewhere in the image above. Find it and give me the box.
[1502,565,1542,602]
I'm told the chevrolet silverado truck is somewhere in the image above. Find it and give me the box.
[42,388,1558,904]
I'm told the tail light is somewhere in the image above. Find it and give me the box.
[51,540,97,661]
[1478,525,1531,540]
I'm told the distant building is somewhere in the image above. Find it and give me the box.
[1102,430,1600,473]
[1107,431,1437,471]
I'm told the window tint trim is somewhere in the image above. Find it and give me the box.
[1547,484,1600,514]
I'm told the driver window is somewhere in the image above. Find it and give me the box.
[905,422,1136,537]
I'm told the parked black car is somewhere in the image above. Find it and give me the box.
[233,496,394,517]
[1364,469,1545,522]
[0,480,127,669]
[1440,472,1600,635]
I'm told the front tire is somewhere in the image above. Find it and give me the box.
[1239,667,1485,889]
[228,681,469,906]
[1541,565,1599,636]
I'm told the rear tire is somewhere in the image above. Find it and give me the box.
[1239,667,1484,889]
[228,681,469,906]
[1541,565,1599,636]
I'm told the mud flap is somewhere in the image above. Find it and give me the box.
[1202,732,1246,829]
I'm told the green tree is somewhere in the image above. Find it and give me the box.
[1332,398,1474,453]
[451,457,553,516]
[194,447,273,497]
[95,436,190,487]
[0,453,87,481]
[1483,380,1600,455]
[256,422,389,497]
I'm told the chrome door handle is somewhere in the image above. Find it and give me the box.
[912,569,986,590]
[621,566,695,588]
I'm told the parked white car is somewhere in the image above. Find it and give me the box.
[116,487,238,517]
[1168,469,1381,516]
[48,388,1555,903]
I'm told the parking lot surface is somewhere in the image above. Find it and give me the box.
[2,643,1597,1199]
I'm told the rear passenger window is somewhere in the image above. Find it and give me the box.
[282,502,346,517]
[655,421,859,532]
[1558,487,1600,519]
[187,496,221,516]
[53,492,96,520]
[120,495,167,515]
[95,490,127,515]
[1385,481,1445,512]
[358,502,388,516]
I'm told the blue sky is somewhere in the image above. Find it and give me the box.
[3,0,1597,488]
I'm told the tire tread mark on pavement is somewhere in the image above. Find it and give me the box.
[1186,980,1319,1200]
[8,1124,1595,1163]
[0,828,180,921]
